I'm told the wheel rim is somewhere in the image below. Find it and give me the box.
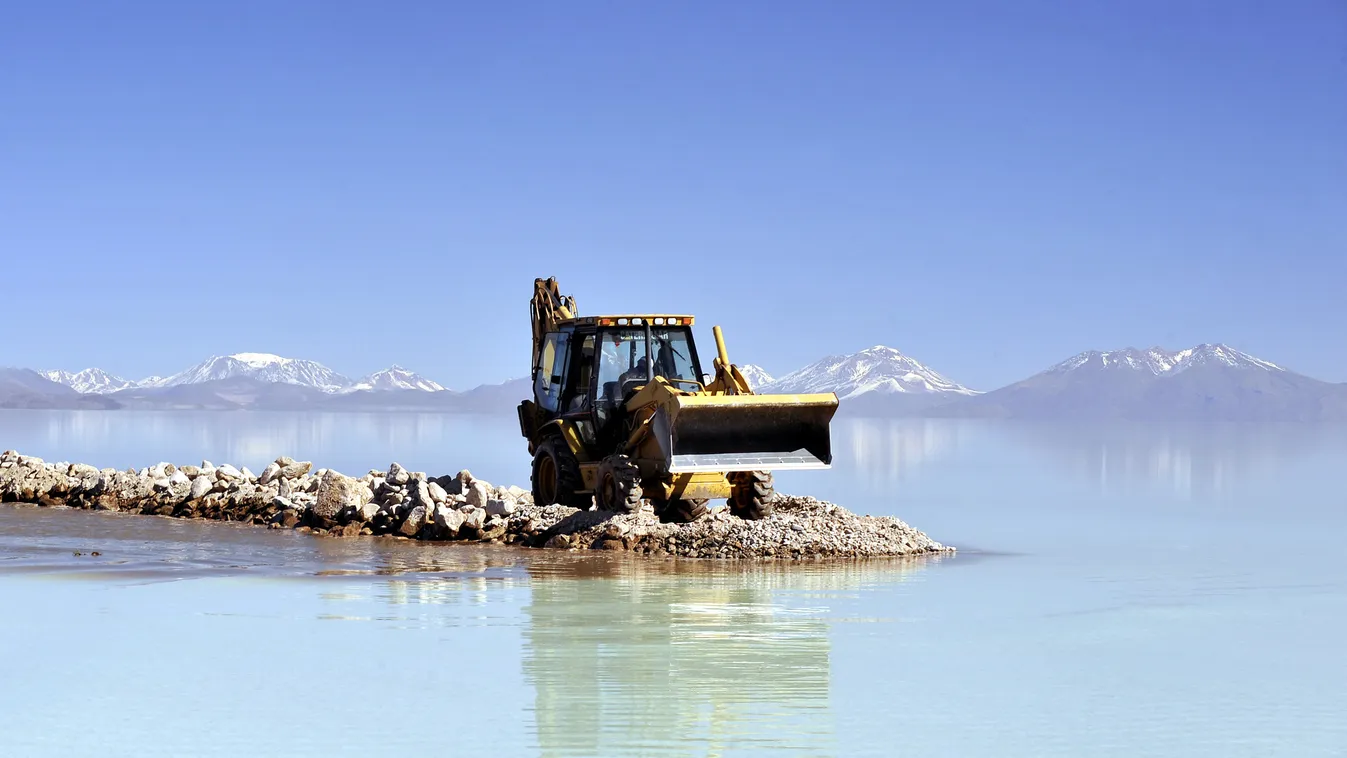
[538,455,557,503]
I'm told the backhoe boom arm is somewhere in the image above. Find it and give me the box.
[530,277,577,371]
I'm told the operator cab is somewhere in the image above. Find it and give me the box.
[530,316,704,452]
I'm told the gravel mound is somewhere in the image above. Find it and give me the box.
[0,450,952,560]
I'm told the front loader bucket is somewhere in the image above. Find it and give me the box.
[652,393,839,474]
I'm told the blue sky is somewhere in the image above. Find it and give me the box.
[3,1,1344,390]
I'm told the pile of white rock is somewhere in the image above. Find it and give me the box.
[0,450,954,559]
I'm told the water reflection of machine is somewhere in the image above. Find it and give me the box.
[520,557,933,756]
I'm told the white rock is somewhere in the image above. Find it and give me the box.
[216,464,243,481]
[279,460,312,479]
[465,480,493,509]
[428,482,448,504]
[313,470,372,521]
[356,501,380,522]
[434,504,465,533]
[241,466,256,482]
[460,507,485,531]
[189,476,213,500]
[169,470,191,487]
[387,462,410,486]
[152,477,171,491]
[258,462,282,485]
[485,497,517,517]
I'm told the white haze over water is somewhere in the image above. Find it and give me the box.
[2,411,1347,756]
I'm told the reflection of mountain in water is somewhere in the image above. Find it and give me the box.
[521,558,934,757]
[999,422,1347,500]
[14,410,524,481]
[833,418,962,487]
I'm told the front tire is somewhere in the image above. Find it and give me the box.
[595,454,643,514]
[531,435,589,508]
[652,497,708,524]
[729,470,775,520]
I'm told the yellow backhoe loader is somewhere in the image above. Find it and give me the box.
[517,277,838,523]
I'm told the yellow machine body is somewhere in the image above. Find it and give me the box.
[519,276,838,515]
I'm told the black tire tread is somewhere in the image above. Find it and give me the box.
[596,454,643,513]
[729,471,775,520]
[531,434,589,508]
[653,497,708,524]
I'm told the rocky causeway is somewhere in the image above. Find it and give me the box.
[0,450,952,560]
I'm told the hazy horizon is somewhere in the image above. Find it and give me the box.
[16,336,1347,395]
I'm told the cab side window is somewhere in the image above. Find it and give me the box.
[561,334,595,413]
[535,332,570,412]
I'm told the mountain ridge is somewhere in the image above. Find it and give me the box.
[737,365,774,389]
[14,342,1347,420]
[932,342,1346,421]
[41,353,450,396]
[761,346,978,400]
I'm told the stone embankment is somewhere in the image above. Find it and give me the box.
[0,450,952,560]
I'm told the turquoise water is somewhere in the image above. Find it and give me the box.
[2,411,1346,756]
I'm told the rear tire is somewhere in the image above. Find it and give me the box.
[729,471,775,520]
[595,454,643,514]
[531,435,589,508]
[653,498,708,524]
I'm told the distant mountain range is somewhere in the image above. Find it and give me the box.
[7,353,519,412]
[936,344,1347,422]
[40,353,446,396]
[6,344,1347,421]
[742,343,1346,421]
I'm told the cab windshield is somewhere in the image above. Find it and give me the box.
[595,327,700,414]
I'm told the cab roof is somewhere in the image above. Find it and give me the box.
[564,314,695,327]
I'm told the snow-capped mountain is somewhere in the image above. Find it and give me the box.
[737,364,774,389]
[942,342,1347,422]
[1050,344,1284,376]
[762,346,978,399]
[35,353,451,396]
[149,353,355,393]
[41,368,135,394]
[349,365,446,392]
